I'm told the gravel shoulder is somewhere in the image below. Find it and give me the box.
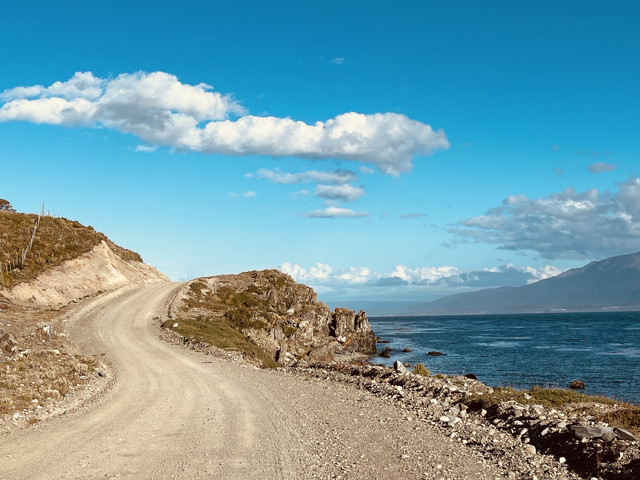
[0,284,570,479]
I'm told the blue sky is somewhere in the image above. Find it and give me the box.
[1,1,639,302]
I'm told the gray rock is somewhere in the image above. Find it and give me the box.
[570,424,615,440]
[393,361,407,374]
[614,427,638,442]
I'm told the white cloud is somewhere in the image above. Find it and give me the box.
[135,145,157,153]
[359,166,375,174]
[503,194,529,205]
[304,206,368,218]
[453,176,640,259]
[331,57,345,65]
[0,72,104,101]
[389,265,459,284]
[588,161,617,173]
[255,168,357,185]
[314,184,365,202]
[280,262,563,290]
[0,71,449,174]
[400,213,427,219]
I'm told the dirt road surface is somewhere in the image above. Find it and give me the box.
[1,284,509,479]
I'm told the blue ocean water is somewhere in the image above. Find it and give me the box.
[368,312,640,404]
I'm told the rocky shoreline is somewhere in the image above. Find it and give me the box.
[292,361,640,480]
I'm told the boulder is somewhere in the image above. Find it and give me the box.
[378,346,392,358]
[427,351,446,356]
[570,380,586,390]
[393,360,407,374]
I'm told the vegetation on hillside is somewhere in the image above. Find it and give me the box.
[464,385,640,436]
[0,210,142,288]
[165,270,329,368]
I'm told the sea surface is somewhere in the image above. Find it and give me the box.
[368,312,640,404]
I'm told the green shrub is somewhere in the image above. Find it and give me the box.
[413,363,430,376]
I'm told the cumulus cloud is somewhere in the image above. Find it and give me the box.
[314,184,365,202]
[0,71,448,175]
[388,265,459,284]
[280,262,562,289]
[304,206,368,218]
[588,162,617,173]
[452,176,640,259]
[253,168,357,185]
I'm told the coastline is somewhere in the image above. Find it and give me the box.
[368,312,640,404]
[162,322,640,479]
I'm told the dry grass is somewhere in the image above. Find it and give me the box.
[597,407,640,437]
[413,363,430,377]
[465,385,620,410]
[163,317,279,368]
[0,303,102,418]
[464,385,640,436]
[0,211,141,288]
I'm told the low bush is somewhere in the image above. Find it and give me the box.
[413,363,430,377]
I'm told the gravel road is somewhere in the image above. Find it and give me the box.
[0,284,512,479]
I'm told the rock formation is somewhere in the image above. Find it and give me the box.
[168,269,377,365]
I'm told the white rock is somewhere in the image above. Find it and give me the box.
[172,323,179,328]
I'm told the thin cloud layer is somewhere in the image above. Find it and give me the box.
[280,262,561,289]
[252,168,357,185]
[314,184,365,202]
[0,71,449,174]
[304,206,368,218]
[453,176,640,259]
[588,162,617,173]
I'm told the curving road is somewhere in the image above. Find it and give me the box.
[0,283,298,479]
[1,283,508,480]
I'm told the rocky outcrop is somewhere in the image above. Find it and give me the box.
[1,241,168,307]
[330,308,377,354]
[168,270,377,365]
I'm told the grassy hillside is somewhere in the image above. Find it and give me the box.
[0,211,142,289]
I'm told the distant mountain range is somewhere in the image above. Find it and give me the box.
[403,251,640,315]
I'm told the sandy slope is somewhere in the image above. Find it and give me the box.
[4,241,168,306]
[0,283,510,480]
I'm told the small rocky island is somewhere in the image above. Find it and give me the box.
[166,269,377,367]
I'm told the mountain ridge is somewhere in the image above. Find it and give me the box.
[404,251,640,315]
